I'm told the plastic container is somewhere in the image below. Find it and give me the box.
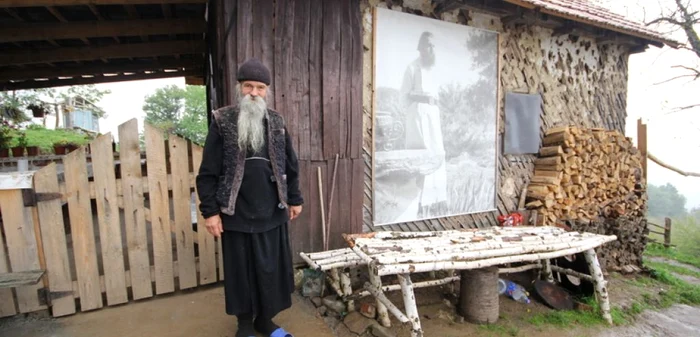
[497,278,507,295]
[501,279,531,304]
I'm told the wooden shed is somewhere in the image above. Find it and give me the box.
[0,0,682,320]
[205,0,678,262]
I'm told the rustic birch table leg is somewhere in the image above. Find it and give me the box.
[369,263,391,327]
[583,248,612,324]
[340,270,355,311]
[329,268,343,297]
[541,259,554,283]
[397,274,423,337]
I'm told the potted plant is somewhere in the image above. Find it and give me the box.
[0,121,11,158]
[54,139,68,155]
[27,103,48,118]
[26,142,39,156]
[66,141,79,153]
[11,131,26,157]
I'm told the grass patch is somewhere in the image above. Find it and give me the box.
[7,126,91,152]
[645,243,700,270]
[646,261,700,279]
[646,216,700,269]
[647,266,700,307]
[526,297,630,328]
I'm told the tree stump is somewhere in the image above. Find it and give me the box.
[459,267,499,324]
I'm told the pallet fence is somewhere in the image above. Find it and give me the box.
[0,118,224,318]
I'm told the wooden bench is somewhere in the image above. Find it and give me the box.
[342,226,617,337]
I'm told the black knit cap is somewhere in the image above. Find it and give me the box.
[237,58,271,85]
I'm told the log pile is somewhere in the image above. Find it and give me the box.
[568,217,648,272]
[525,126,648,271]
[525,126,647,226]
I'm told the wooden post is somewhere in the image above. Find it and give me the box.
[664,217,672,248]
[637,118,647,181]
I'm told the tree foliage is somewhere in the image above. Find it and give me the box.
[647,183,688,218]
[142,85,208,145]
[0,85,110,124]
[646,0,700,112]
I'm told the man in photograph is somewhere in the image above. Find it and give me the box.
[399,31,448,218]
[196,58,303,337]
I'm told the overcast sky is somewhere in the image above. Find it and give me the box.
[92,0,700,210]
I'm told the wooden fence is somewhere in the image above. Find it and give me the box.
[0,119,223,318]
[647,217,673,248]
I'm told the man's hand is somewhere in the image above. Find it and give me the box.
[204,214,223,237]
[289,205,302,221]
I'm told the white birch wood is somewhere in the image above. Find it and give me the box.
[371,238,611,264]
[541,259,555,282]
[307,248,355,259]
[314,253,363,264]
[550,265,594,282]
[499,264,541,274]
[363,281,409,323]
[398,274,423,337]
[352,276,460,299]
[329,268,341,295]
[369,263,390,327]
[340,271,354,311]
[583,248,612,324]
[298,252,322,270]
[325,273,345,298]
[375,238,616,276]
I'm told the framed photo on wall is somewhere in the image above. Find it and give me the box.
[371,7,499,226]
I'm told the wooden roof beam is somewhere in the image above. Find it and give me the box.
[46,6,91,46]
[87,4,121,44]
[0,18,206,43]
[0,40,205,66]
[0,0,207,7]
[0,58,203,81]
[1,69,202,91]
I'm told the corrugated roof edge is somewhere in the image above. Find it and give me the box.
[503,0,684,48]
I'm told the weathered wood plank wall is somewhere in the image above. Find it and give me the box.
[360,1,630,232]
[208,0,364,262]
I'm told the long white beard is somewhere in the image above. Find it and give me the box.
[237,94,268,153]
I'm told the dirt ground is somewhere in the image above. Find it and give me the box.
[1,271,699,337]
[0,284,334,337]
[326,271,700,337]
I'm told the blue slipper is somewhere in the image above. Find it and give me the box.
[270,327,293,337]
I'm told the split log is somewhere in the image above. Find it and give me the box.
[526,126,646,231]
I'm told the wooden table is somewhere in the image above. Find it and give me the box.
[342,226,617,337]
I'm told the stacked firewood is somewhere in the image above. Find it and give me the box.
[525,126,647,227]
[568,217,648,272]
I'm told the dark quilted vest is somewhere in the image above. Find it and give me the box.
[211,105,288,215]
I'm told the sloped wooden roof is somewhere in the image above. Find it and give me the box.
[0,0,207,91]
[503,0,681,47]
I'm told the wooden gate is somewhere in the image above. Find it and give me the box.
[0,119,223,318]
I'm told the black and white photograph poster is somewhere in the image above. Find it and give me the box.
[372,8,499,226]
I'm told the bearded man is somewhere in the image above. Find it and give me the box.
[399,30,448,219]
[196,58,303,337]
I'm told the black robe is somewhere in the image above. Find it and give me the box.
[197,118,302,318]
